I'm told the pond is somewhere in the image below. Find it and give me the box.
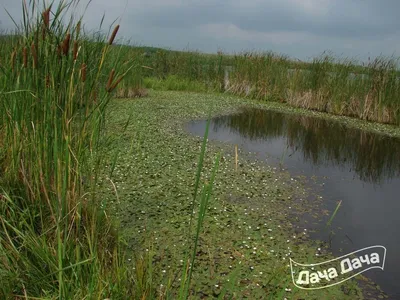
[186,107,400,298]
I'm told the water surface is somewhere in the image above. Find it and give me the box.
[186,107,400,298]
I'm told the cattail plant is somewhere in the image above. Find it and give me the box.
[42,7,50,29]
[76,20,81,39]
[80,63,87,82]
[41,7,50,40]
[73,40,78,60]
[108,75,124,92]
[62,32,71,56]
[31,41,38,68]
[10,49,16,71]
[22,46,27,68]
[106,69,116,91]
[0,1,136,298]
[108,24,120,45]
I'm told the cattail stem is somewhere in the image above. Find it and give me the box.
[108,25,120,45]
[57,44,62,58]
[42,25,46,41]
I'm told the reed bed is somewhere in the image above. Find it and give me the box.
[129,47,400,125]
[0,1,136,298]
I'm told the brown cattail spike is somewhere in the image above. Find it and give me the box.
[108,25,120,45]
[73,41,78,61]
[109,75,124,92]
[10,49,16,71]
[22,47,27,68]
[76,20,81,39]
[31,42,38,69]
[41,8,51,40]
[42,8,50,29]
[81,63,87,82]
[106,69,115,91]
[62,33,71,56]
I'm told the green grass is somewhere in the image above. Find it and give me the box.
[144,75,209,93]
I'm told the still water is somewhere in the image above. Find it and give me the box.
[187,107,400,298]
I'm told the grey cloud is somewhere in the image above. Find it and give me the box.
[130,0,400,39]
[1,0,400,60]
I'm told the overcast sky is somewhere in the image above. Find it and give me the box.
[1,0,400,61]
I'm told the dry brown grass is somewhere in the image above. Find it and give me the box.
[114,87,148,98]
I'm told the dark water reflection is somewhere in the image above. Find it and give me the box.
[210,108,400,184]
[186,108,400,298]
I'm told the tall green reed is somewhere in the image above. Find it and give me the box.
[0,1,135,298]
[123,45,400,125]
[168,113,222,299]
